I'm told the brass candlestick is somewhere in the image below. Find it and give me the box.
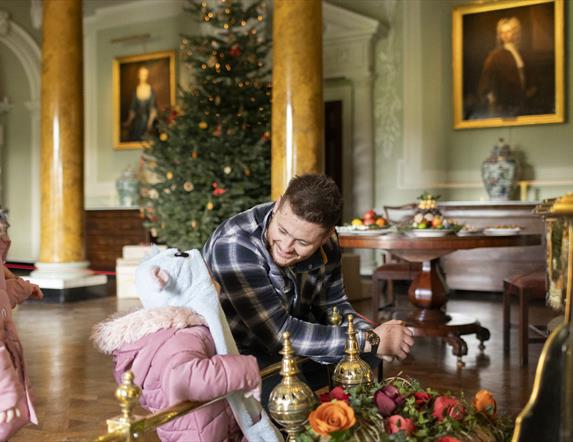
[268,332,318,442]
[332,314,373,388]
[328,305,343,326]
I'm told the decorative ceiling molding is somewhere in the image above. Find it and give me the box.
[323,2,380,80]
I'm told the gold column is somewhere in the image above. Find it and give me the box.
[271,0,324,199]
[39,0,85,264]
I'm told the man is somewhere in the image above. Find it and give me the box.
[478,17,537,117]
[202,174,414,392]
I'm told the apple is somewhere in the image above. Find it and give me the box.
[363,209,376,221]
[375,217,387,227]
[363,218,375,226]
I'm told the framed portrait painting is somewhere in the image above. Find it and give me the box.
[113,50,176,149]
[452,0,564,129]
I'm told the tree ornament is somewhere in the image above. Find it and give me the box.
[224,166,232,174]
[183,181,194,192]
[229,44,241,57]
[163,188,171,194]
[160,133,169,141]
[191,220,198,229]
[192,151,199,159]
[166,171,174,180]
[149,189,159,199]
[199,121,208,129]
[207,201,214,210]
[213,125,222,137]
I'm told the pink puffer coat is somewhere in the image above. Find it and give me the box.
[92,307,262,442]
[0,261,39,441]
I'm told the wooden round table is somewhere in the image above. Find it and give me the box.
[339,232,542,367]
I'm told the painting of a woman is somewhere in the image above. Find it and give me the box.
[113,51,175,149]
[122,66,158,141]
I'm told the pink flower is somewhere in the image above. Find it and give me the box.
[373,385,405,417]
[319,386,349,403]
[414,391,431,406]
[437,437,461,442]
[386,415,415,435]
[433,396,465,421]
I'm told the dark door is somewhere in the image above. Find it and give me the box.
[324,100,343,194]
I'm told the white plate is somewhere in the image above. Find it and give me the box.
[457,230,484,237]
[484,227,521,236]
[405,229,452,238]
[336,226,391,236]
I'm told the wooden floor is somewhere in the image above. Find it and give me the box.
[11,280,554,441]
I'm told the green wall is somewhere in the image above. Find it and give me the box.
[329,0,572,207]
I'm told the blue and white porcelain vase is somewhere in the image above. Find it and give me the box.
[116,166,140,207]
[481,138,519,201]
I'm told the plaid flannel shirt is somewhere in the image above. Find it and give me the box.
[202,202,370,365]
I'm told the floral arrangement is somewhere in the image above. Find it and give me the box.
[297,375,512,442]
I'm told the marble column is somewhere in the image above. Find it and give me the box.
[30,0,105,291]
[271,0,323,199]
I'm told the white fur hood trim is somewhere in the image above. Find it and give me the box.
[92,307,206,355]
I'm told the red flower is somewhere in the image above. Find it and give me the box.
[319,386,349,403]
[414,391,431,406]
[373,385,405,417]
[386,415,415,435]
[433,396,465,421]
[437,437,461,442]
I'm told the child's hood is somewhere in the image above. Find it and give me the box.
[91,306,206,354]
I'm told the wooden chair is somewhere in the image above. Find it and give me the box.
[370,203,420,320]
[503,270,548,366]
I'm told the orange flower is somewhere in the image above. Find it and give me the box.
[473,389,497,418]
[308,400,356,436]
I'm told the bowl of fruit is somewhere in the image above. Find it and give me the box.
[336,210,391,235]
[403,193,459,237]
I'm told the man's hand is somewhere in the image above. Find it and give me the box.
[0,407,20,424]
[373,319,414,361]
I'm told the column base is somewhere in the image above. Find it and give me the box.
[25,261,108,303]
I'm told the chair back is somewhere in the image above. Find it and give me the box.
[383,203,417,224]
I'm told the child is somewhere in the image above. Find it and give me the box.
[0,211,42,441]
[92,248,282,442]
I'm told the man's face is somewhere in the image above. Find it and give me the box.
[499,23,517,44]
[266,199,332,268]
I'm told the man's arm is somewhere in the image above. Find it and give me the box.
[208,238,352,362]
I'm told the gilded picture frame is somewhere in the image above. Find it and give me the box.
[113,50,176,149]
[452,0,564,129]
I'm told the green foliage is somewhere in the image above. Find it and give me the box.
[141,0,271,249]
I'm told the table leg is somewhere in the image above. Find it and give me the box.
[408,259,449,324]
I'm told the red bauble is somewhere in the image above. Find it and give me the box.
[228,44,241,57]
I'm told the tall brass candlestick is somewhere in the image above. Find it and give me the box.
[332,314,373,388]
[268,332,318,441]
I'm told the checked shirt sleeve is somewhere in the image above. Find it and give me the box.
[208,238,355,363]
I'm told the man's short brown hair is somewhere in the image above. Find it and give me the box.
[280,174,342,229]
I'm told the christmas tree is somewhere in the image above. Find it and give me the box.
[141,0,271,250]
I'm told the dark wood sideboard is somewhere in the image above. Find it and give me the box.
[85,208,148,271]
[439,201,545,292]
